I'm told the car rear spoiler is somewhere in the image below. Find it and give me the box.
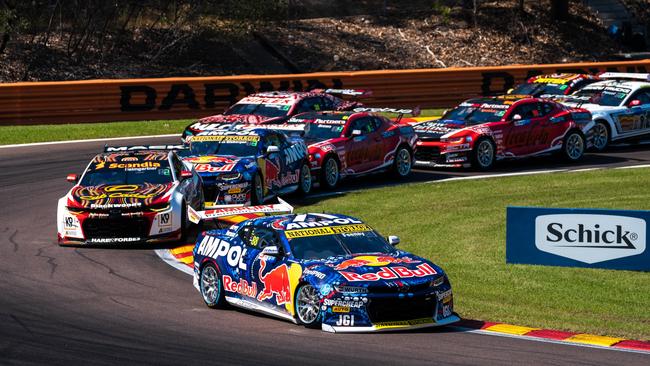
[187,198,294,224]
[104,144,186,152]
[352,106,421,124]
[598,72,650,81]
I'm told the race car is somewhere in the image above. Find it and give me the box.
[191,207,459,333]
[413,95,594,170]
[182,89,368,140]
[553,72,650,151]
[57,145,204,245]
[282,108,418,189]
[508,73,598,97]
[179,128,311,207]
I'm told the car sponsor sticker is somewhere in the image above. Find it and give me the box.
[284,224,371,239]
[374,318,433,330]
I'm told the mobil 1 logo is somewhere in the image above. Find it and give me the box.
[535,214,646,264]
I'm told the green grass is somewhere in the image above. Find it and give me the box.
[0,119,192,145]
[299,168,650,340]
[0,109,445,146]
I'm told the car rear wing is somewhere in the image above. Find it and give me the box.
[598,72,650,82]
[353,106,421,124]
[187,198,294,224]
[104,144,186,152]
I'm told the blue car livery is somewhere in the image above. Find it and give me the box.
[192,211,459,332]
[180,128,311,207]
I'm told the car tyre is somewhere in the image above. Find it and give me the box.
[563,130,585,162]
[471,138,495,171]
[320,156,339,190]
[592,120,609,151]
[200,262,226,308]
[391,145,412,178]
[295,284,322,329]
[297,162,312,195]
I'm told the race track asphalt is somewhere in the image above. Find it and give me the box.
[0,136,648,365]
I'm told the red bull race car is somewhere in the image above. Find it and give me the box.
[413,95,594,170]
[508,73,598,97]
[182,89,368,140]
[282,107,418,189]
[57,146,204,245]
[191,205,459,333]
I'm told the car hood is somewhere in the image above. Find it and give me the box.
[302,252,444,288]
[414,120,466,141]
[68,183,174,209]
[182,155,256,176]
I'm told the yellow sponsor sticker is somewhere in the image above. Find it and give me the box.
[374,318,433,329]
[534,77,569,84]
[228,187,243,194]
[190,135,259,142]
[284,224,371,239]
[332,306,350,313]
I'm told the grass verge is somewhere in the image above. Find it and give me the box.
[0,109,445,146]
[300,168,650,340]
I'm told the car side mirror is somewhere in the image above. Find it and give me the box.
[266,145,280,155]
[629,99,641,107]
[261,245,281,256]
[66,174,78,183]
[388,235,400,246]
[511,114,522,121]
[351,129,362,137]
[180,170,193,179]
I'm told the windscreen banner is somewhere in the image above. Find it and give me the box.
[506,206,649,271]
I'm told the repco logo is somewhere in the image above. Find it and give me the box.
[535,214,646,264]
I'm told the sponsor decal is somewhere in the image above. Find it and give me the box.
[158,212,171,227]
[63,216,77,229]
[302,268,326,279]
[257,258,291,305]
[284,141,307,165]
[374,318,433,329]
[332,306,350,313]
[105,145,184,152]
[285,224,371,239]
[196,236,248,270]
[89,237,140,243]
[535,214,646,264]
[184,156,235,164]
[436,289,452,302]
[194,163,236,173]
[222,275,258,298]
[95,162,162,169]
[334,256,420,270]
[89,202,142,209]
[339,263,438,282]
[81,193,156,200]
[285,215,364,230]
[323,298,364,308]
[335,315,355,326]
[190,135,260,142]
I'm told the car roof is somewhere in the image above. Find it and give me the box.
[580,79,650,91]
[529,73,595,85]
[250,213,365,229]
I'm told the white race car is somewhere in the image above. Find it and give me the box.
[57,146,204,246]
[556,72,650,150]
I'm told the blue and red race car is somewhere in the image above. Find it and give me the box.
[191,204,459,332]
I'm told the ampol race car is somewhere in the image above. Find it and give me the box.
[57,145,204,245]
[282,107,418,189]
[508,73,598,97]
[191,203,459,333]
[180,128,311,207]
[413,95,594,170]
[554,72,650,151]
[182,89,369,140]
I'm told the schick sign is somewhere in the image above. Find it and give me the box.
[506,207,649,271]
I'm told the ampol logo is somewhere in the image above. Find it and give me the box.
[535,214,646,264]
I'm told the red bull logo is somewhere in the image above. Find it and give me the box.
[257,258,291,305]
[334,256,420,271]
[265,159,281,188]
[340,263,438,282]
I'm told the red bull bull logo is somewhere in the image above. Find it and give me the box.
[334,256,420,271]
[265,159,281,188]
[257,258,291,305]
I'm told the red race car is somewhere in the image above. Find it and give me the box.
[182,89,368,141]
[413,95,595,170]
[285,109,418,189]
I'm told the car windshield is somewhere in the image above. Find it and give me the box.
[80,165,173,185]
[573,88,629,106]
[304,122,344,140]
[187,140,258,157]
[510,83,567,96]
[287,229,394,260]
[442,104,506,125]
[225,103,289,118]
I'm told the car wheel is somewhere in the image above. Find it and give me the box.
[295,284,321,329]
[471,138,495,170]
[320,156,339,190]
[200,262,225,308]
[251,173,264,205]
[592,121,609,151]
[563,130,585,162]
[298,162,312,195]
[391,146,412,178]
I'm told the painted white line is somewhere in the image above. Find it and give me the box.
[0,134,179,149]
[615,163,650,170]
[427,169,568,183]
[568,167,602,173]
[154,249,194,276]
[452,327,649,355]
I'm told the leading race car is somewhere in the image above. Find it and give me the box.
[192,207,459,333]
[182,89,367,140]
[57,146,204,246]
[282,108,418,189]
[180,128,311,207]
[508,73,598,97]
[554,72,650,151]
[413,95,594,170]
